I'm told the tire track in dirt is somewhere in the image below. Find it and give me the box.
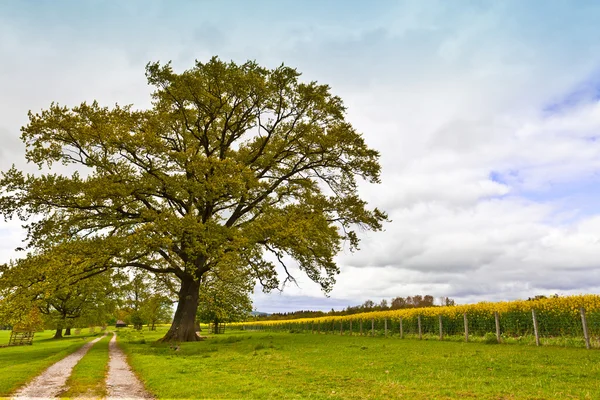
[11,334,107,400]
[106,332,153,400]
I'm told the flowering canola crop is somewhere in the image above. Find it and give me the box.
[239,294,600,337]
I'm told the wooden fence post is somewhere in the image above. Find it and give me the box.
[371,319,375,337]
[532,309,540,346]
[438,315,443,340]
[318,322,321,334]
[494,312,501,343]
[360,320,363,336]
[349,320,353,336]
[340,321,343,335]
[463,313,469,342]
[418,315,422,340]
[399,317,403,339]
[384,318,388,337]
[581,307,591,350]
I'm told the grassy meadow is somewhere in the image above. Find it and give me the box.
[116,326,600,399]
[1,326,599,399]
[0,329,101,397]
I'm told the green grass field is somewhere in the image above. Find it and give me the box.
[2,327,599,399]
[0,329,100,397]
[117,327,600,399]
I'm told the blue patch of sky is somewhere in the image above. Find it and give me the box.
[0,0,390,29]
[488,170,520,186]
[488,171,503,184]
[520,177,600,203]
[494,72,600,217]
[543,73,600,115]
[487,162,600,220]
[491,173,600,222]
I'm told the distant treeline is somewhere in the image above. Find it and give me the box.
[252,295,456,321]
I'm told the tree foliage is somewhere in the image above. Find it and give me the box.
[0,57,386,341]
[119,272,173,330]
[196,267,253,330]
[0,252,119,337]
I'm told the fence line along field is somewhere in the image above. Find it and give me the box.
[237,294,600,349]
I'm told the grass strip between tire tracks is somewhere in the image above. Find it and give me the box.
[59,333,111,399]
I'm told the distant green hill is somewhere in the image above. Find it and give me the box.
[250,311,270,316]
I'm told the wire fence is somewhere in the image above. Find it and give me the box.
[235,295,600,349]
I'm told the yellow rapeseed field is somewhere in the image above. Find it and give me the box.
[239,294,600,337]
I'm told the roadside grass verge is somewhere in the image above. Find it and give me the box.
[0,329,100,397]
[118,328,600,399]
[59,333,111,399]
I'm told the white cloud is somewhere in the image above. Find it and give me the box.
[2,1,600,313]
[0,219,27,265]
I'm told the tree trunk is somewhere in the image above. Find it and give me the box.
[160,277,201,342]
[195,320,201,332]
[65,327,71,336]
[54,328,63,339]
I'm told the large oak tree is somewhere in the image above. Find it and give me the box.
[0,57,386,341]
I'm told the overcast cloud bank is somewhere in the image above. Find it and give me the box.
[2,1,600,312]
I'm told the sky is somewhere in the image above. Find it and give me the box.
[2,0,600,313]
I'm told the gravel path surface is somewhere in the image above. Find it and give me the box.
[106,332,153,400]
[11,334,106,400]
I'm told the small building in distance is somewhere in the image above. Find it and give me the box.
[115,320,127,328]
